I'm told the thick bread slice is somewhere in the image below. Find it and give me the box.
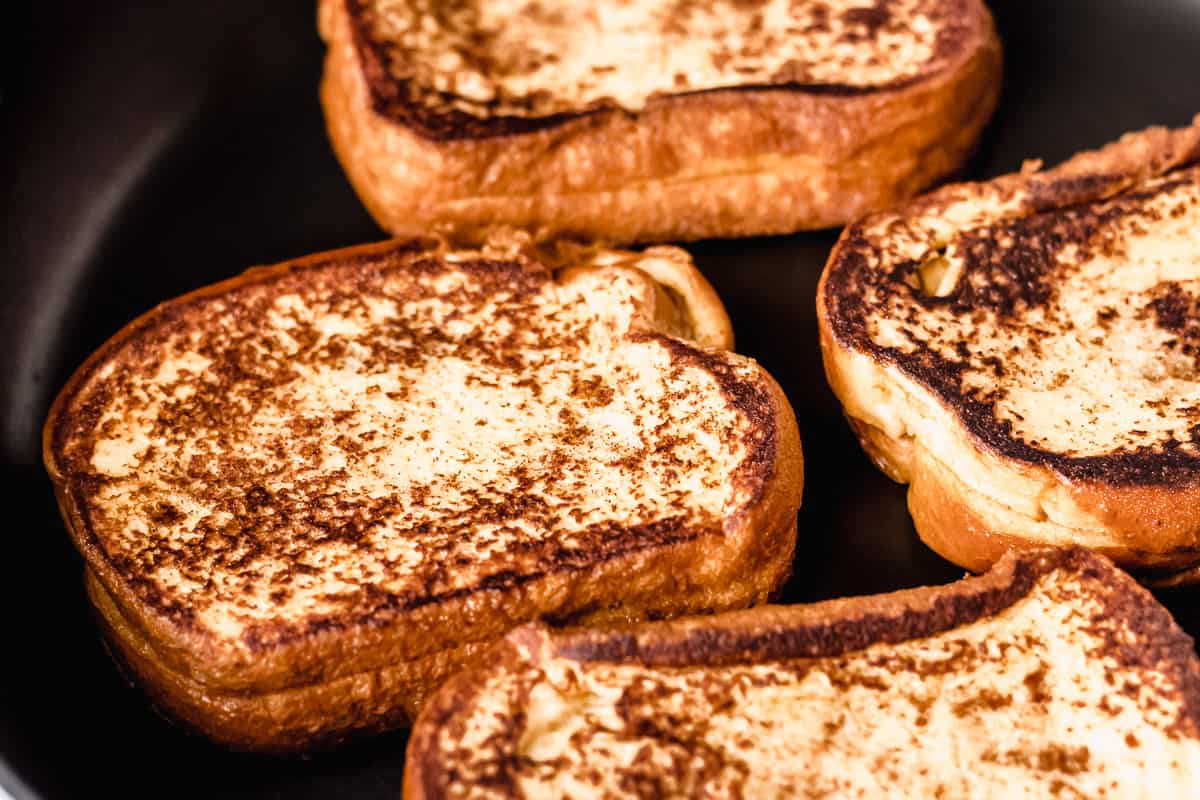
[43,232,802,751]
[819,116,1200,583]
[318,0,1001,244]
[406,548,1200,799]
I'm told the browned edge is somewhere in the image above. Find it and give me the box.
[404,547,1200,797]
[341,0,993,141]
[819,115,1200,487]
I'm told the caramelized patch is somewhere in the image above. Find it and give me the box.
[1149,282,1200,371]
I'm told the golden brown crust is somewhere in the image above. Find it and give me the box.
[88,568,492,751]
[624,247,734,349]
[818,116,1200,582]
[85,497,799,753]
[405,547,1200,798]
[44,236,802,751]
[903,442,1074,573]
[318,0,1002,244]
[542,238,734,349]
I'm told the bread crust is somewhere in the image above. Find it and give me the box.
[44,237,803,751]
[404,547,1200,798]
[86,568,493,751]
[318,0,1002,244]
[818,116,1200,583]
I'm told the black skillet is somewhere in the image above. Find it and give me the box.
[4,1,1200,796]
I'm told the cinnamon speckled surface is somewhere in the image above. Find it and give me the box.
[50,245,767,653]
[408,550,1200,799]
[349,0,967,133]
[4,1,1200,798]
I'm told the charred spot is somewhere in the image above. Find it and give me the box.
[150,502,185,525]
[1148,282,1200,371]
[947,202,1123,317]
[1149,281,1200,334]
[244,485,271,512]
[841,3,891,38]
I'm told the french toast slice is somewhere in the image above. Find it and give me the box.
[318,0,1001,244]
[406,548,1200,799]
[43,232,802,751]
[819,116,1200,583]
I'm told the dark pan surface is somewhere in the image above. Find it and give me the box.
[3,1,1200,796]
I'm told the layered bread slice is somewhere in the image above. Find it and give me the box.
[43,232,802,751]
[819,116,1200,583]
[318,0,1001,243]
[407,548,1200,798]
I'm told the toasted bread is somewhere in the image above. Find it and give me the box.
[43,232,802,751]
[406,547,1200,798]
[318,0,1002,244]
[818,116,1200,583]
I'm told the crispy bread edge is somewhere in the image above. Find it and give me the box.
[86,567,495,752]
[403,547,1200,798]
[317,0,1001,242]
[818,116,1200,579]
[44,238,802,749]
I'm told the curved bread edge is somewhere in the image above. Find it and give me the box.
[44,236,802,750]
[404,546,1200,797]
[318,0,1002,243]
[86,567,488,752]
[818,116,1200,580]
